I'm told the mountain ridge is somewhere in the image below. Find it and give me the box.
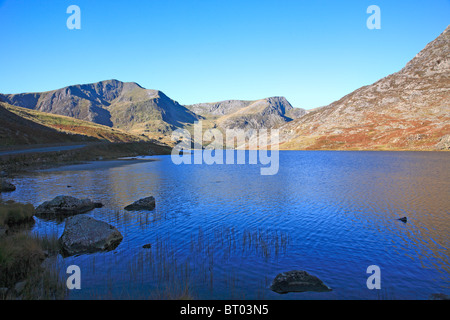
[279,25,450,150]
[0,80,305,139]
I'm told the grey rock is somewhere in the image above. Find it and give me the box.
[429,293,450,300]
[59,215,123,256]
[270,270,332,294]
[14,281,27,295]
[124,196,156,211]
[36,195,103,218]
[0,225,7,237]
[0,180,16,192]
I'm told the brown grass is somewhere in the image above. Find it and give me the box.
[0,201,35,228]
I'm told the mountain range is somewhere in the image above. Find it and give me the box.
[0,25,449,150]
[0,80,305,144]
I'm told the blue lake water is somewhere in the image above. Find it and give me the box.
[2,151,449,299]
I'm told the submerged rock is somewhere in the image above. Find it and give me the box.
[0,180,16,192]
[270,270,332,294]
[124,196,156,211]
[59,215,123,256]
[429,293,450,300]
[36,195,103,218]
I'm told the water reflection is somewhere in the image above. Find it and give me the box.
[2,151,449,299]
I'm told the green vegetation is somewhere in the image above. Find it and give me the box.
[0,201,66,300]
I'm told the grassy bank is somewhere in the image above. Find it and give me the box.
[0,201,67,300]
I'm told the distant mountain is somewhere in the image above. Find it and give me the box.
[0,102,147,146]
[186,97,307,130]
[0,80,199,136]
[280,25,450,150]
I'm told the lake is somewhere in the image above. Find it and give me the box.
[2,151,449,299]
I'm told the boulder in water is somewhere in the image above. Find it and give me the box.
[36,195,103,218]
[124,196,156,211]
[270,270,332,294]
[59,215,123,256]
[0,180,16,192]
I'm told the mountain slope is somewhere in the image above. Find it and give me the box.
[280,25,450,150]
[0,102,147,146]
[0,103,92,146]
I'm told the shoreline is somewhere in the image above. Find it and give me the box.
[0,141,171,177]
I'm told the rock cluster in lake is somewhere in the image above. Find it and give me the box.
[32,195,158,255]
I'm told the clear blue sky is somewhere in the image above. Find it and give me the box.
[0,0,448,109]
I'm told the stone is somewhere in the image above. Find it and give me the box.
[35,195,103,218]
[0,180,16,192]
[270,270,332,294]
[14,281,27,295]
[124,196,156,211]
[59,215,123,256]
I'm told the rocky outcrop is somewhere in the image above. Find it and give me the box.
[0,180,16,192]
[59,215,123,256]
[124,196,156,211]
[270,270,332,294]
[436,134,450,150]
[36,195,103,218]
